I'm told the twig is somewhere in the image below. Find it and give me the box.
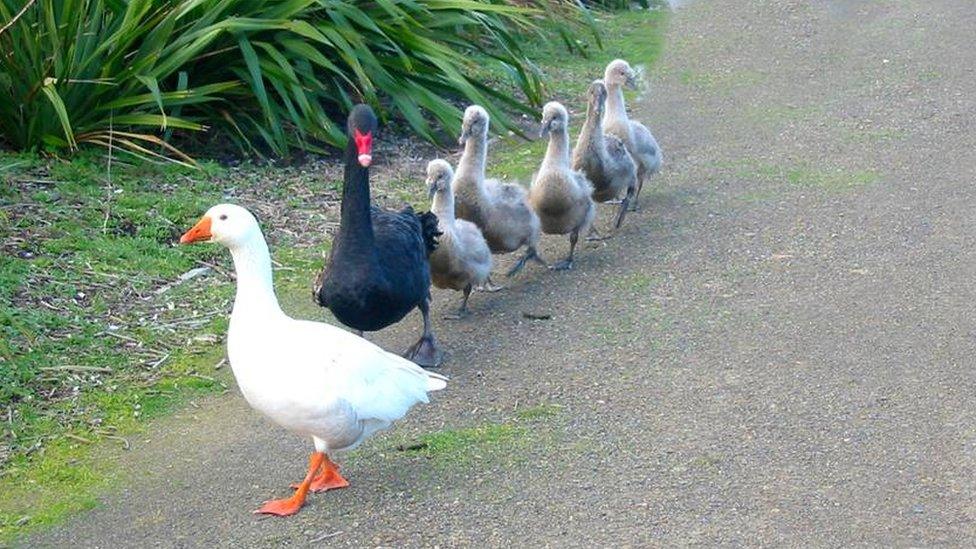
[99,433,130,450]
[64,433,92,444]
[99,331,142,345]
[0,0,37,37]
[38,299,64,311]
[147,352,170,369]
[153,310,222,328]
[309,531,343,543]
[39,365,113,373]
[195,259,232,280]
[102,111,114,233]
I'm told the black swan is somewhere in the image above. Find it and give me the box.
[313,105,444,367]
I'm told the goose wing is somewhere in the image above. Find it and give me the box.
[290,319,446,423]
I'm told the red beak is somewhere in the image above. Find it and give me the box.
[180,216,212,244]
[354,129,372,167]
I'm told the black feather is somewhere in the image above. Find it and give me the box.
[416,210,441,256]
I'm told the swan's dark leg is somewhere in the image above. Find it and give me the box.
[352,329,364,338]
[551,230,579,271]
[615,183,636,228]
[477,275,505,292]
[506,246,547,277]
[404,296,445,367]
[444,284,472,320]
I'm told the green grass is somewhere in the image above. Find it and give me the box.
[489,137,547,182]
[719,159,882,198]
[0,357,225,538]
[840,127,909,144]
[741,104,823,127]
[0,7,669,542]
[403,423,529,465]
[613,272,663,293]
[515,403,564,421]
[677,68,766,92]
[399,403,563,466]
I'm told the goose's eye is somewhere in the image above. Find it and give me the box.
[219,214,228,221]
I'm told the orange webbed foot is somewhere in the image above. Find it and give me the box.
[309,470,349,493]
[254,496,304,516]
[290,460,349,493]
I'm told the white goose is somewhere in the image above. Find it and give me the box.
[180,204,447,517]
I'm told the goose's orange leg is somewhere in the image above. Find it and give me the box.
[290,454,349,493]
[254,452,325,516]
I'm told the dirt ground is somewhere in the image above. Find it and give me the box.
[26,0,976,545]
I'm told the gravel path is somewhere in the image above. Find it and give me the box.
[27,0,976,545]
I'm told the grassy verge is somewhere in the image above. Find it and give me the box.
[0,7,668,542]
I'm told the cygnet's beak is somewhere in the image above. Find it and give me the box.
[539,118,552,139]
[180,216,212,244]
[626,71,638,90]
[427,180,438,200]
[458,128,469,146]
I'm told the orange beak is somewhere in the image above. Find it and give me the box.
[180,216,212,244]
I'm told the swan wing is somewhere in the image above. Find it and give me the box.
[630,121,662,170]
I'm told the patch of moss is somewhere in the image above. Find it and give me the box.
[402,423,529,466]
[722,159,880,193]
[515,403,564,421]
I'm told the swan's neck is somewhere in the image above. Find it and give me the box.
[228,235,283,320]
[605,84,629,125]
[579,102,604,150]
[543,127,571,170]
[431,188,456,224]
[337,139,375,251]
[456,133,488,196]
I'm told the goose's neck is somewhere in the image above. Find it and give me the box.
[606,84,629,124]
[431,188,456,224]
[543,128,571,170]
[228,235,283,319]
[337,139,375,250]
[456,133,488,193]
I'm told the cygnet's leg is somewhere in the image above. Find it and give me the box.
[615,183,636,228]
[403,296,445,367]
[629,166,645,212]
[444,284,473,320]
[551,230,579,271]
[476,275,505,292]
[506,246,547,277]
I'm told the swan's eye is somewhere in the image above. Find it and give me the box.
[219,214,228,221]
